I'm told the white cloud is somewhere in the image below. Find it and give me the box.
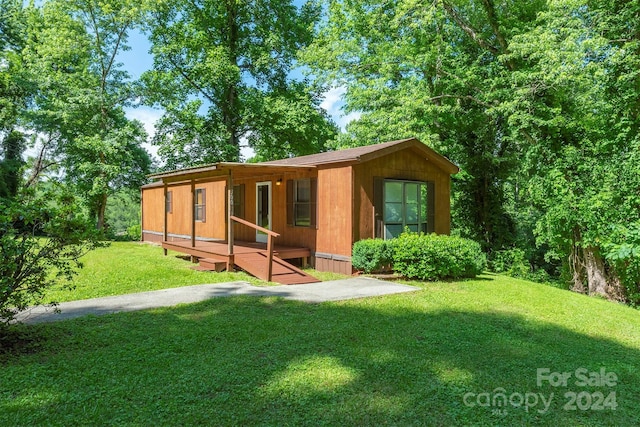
[319,86,361,131]
[320,86,346,113]
[125,106,162,160]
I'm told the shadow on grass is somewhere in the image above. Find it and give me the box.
[1,295,638,426]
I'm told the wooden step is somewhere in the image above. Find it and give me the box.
[199,257,228,272]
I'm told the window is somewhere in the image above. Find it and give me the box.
[294,179,311,226]
[375,179,434,239]
[232,184,245,218]
[165,191,173,214]
[286,178,317,227]
[194,188,206,222]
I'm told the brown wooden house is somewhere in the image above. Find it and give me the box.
[141,138,459,284]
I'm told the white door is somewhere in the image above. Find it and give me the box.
[256,181,272,243]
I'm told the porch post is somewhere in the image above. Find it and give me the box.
[227,170,235,271]
[163,182,168,256]
[191,180,196,248]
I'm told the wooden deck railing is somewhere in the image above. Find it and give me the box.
[229,215,280,281]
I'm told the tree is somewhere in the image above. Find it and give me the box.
[502,0,640,299]
[303,0,545,252]
[22,0,151,230]
[142,0,337,168]
[1,0,31,170]
[304,0,640,302]
[0,2,101,327]
[0,186,101,327]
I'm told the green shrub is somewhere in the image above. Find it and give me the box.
[392,232,486,280]
[605,224,640,306]
[352,238,395,273]
[0,188,101,326]
[126,224,142,241]
[488,248,530,277]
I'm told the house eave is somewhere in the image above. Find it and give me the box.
[147,162,317,183]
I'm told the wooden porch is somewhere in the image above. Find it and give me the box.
[162,238,319,285]
[152,161,322,284]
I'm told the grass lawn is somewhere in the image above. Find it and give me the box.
[2,244,640,425]
[44,241,344,303]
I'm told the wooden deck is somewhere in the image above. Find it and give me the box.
[162,240,319,285]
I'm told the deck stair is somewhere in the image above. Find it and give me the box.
[233,252,320,285]
[163,214,319,285]
[197,256,227,272]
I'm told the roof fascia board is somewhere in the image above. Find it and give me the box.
[148,162,316,182]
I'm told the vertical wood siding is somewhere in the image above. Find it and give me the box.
[353,148,452,241]
[141,186,164,234]
[316,166,353,258]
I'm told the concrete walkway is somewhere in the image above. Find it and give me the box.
[15,277,419,324]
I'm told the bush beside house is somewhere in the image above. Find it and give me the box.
[352,239,396,274]
[353,232,486,280]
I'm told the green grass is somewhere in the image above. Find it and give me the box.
[3,245,640,425]
[45,242,351,303]
[44,242,293,302]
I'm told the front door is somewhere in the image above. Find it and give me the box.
[256,181,272,243]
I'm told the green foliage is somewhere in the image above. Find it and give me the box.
[142,0,337,167]
[302,0,540,253]
[488,247,554,285]
[0,188,101,326]
[304,0,640,301]
[605,224,640,307]
[125,224,141,241]
[0,130,26,197]
[21,0,151,229]
[488,248,530,277]
[502,0,640,296]
[354,234,486,279]
[392,232,486,281]
[351,238,395,273]
[105,188,141,236]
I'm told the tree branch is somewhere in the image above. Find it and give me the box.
[480,0,515,70]
[103,20,130,86]
[155,29,218,105]
[24,133,59,189]
[428,94,493,108]
[440,0,499,55]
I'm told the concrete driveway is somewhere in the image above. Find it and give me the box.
[15,277,419,324]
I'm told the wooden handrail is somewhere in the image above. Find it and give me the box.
[229,215,279,281]
[230,215,280,237]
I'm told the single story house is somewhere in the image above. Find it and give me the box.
[141,138,459,284]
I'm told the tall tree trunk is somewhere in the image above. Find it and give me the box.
[583,246,608,297]
[96,192,108,231]
[570,227,586,293]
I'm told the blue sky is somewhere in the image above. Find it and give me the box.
[118,29,358,161]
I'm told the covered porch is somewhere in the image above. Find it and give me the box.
[147,162,320,284]
[161,236,318,285]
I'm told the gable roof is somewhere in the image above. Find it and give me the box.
[148,137,459,183]
[262,138,459,173]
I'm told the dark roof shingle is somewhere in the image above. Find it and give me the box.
[261,137,459,174]
[261,138,415,166]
